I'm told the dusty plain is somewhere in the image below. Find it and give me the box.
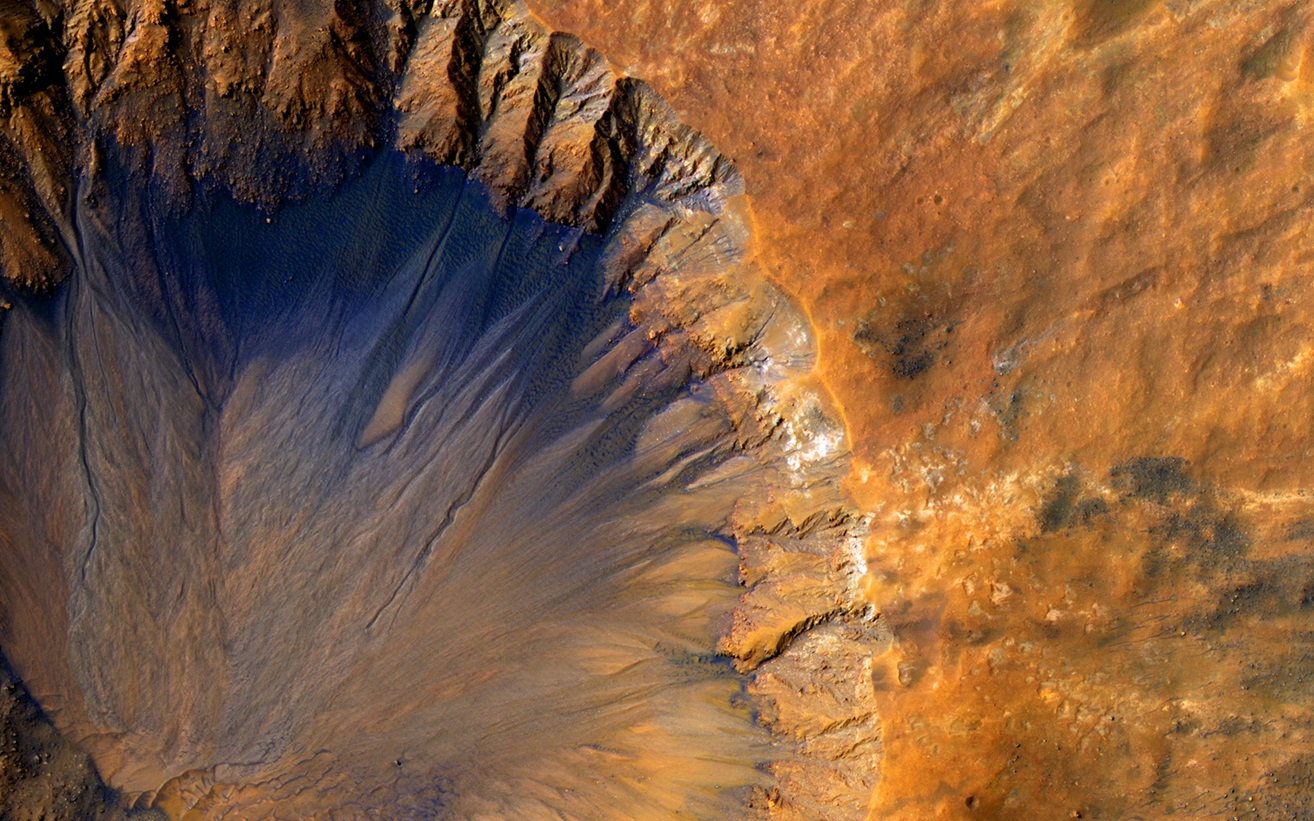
[525,1,1314,818]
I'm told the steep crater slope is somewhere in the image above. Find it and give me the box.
[0,0,878,817]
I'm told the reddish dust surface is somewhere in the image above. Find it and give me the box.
[526,1,1314,817]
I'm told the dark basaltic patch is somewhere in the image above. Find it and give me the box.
[854,313,956,380]
[1038,472,1109,533]
[1111,456,1194,504]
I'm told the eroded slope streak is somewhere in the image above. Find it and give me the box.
[0,0,877,817]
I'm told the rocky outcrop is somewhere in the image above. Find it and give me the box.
[0,0,739,288]
[0,0,76,292]
[0,652,160,819]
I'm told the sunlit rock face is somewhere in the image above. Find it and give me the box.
[0,0,871,817]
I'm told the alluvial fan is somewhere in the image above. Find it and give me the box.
[0,0,877,817]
